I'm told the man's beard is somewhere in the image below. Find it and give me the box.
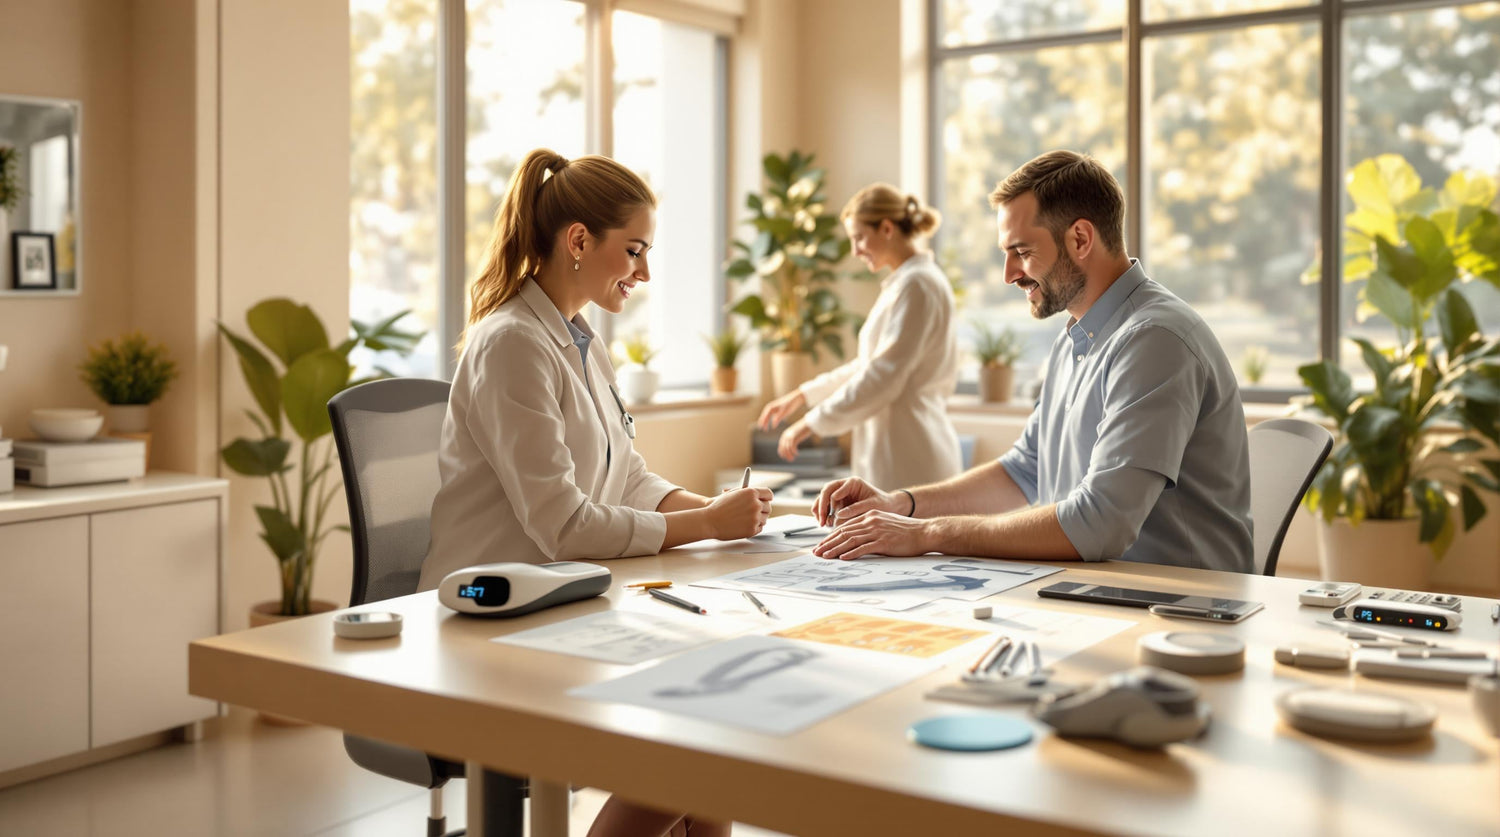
[1026,253,1087,319]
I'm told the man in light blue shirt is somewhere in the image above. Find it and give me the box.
[812,151,1253,573]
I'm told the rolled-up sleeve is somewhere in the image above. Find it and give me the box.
[803,281,943,437]
[998,408,1042,504]
[466,329,667,560]
[1054,325,1205,560]
[622,448,681,516]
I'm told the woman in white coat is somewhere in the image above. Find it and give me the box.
[422,148,769,837]
[758,185,962,492]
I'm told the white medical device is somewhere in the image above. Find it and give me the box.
[437,562,612,617]
[1033,666,1210,748]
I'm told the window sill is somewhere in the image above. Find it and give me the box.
[626,391,753,415]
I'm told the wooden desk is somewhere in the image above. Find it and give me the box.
[189,553,1500,836]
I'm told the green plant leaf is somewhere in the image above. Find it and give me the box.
[1462,467,1500,493]
[1361,270,1417,330]
[1411,479,1449,544]
[247,298,330,367]
[217,324,282,435]
[1442,437,1485,454]
[282,349,351,442]
[724,258,756,279]
[1405,216,1458,303]
[1456,209,1500,286]
[255,505,305,563]
[1345,403,1402,453]
[220,437,291,476]
[1346,336,1392,382]
[763,153,789,185]
[1297,360,1355,421]
[1460,484,1487,530]
[1346,155,1420,241]
[1436,289,1480,359]
[1442,170,1497,210]
[729,295,775,330]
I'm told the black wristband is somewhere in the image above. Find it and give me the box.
[898,489,915,517]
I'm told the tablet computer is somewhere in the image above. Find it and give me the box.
[1037,581,1264,622]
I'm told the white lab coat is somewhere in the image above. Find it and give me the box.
[419,279,680,590]
[800,251,961,491]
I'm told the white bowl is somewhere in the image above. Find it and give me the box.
[29,408,104,442]
[1472,674,1500,739]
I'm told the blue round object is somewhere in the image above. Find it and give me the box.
[907,715,1033,752]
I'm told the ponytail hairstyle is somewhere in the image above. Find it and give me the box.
[840,183,942,239]
[462,148,656,350]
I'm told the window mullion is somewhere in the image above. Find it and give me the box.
[1319,0,1343,365]
[438,0,467,381]
[1126,0,1145,261]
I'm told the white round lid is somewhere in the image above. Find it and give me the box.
[1137,630,1246,674]
[1277,688,1436,742]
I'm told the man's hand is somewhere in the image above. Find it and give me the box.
[756,389,807,431]
[812,477,905,527]
[777,419,814,461]
[812,511,931,560]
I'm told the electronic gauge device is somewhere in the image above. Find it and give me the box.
[1336,598,1462,632]
[438,562,612,617]
[1038,581,1264,623]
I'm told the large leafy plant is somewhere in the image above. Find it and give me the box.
[726,151,853,360]
[219,300,423,615]
[1299,155,1500,558]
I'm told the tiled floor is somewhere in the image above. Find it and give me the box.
[0,710,783,837]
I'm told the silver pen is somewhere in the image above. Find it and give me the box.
[742,590,775,619]
[741,466,751,489]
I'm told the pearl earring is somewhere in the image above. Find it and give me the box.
[573,254,581,271]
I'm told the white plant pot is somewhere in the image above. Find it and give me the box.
[1314,516,1435,590]
[108,404,151,433]
[617,365,659,405]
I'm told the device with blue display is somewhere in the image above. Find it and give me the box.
[437,561,612,617]
[1334,598,1461,632]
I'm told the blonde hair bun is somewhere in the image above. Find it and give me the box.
[841,183,941,238]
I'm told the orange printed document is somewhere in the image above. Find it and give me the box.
[773,612,986,658]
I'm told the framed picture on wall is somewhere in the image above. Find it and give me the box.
[12,232,56,290]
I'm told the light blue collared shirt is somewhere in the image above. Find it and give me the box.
[998,260,1253,573]
[561,315,609,468]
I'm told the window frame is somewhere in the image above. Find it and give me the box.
[926,0,1495,402]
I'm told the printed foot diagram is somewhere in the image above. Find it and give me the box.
[653,646,818,698]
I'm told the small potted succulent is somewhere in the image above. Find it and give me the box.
[972,321,1024,404]
[704,327,748,395]
[614,332,659,404]
[1241,345,1270,386]
[78,331,180,434]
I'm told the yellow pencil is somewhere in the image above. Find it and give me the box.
[627,581,673,589]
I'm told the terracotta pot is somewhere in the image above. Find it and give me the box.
[108,404,150,433]
[770,351,814,398]
[978,363,1014,404]
[1314,517,1435,590]
[249,599,339,725]
[710,367,738,396]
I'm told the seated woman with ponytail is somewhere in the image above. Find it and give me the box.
[422,148,765,837]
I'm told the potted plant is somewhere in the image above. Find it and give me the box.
[614,332,659,404]
[1241,345,1270,386]
[1298,155,1500,589]
[0,145,21,280]
[704,327,747,395]
[219,299,422,624]
[972,321,1023,404]
[725,151,853,396]
[78,331,179,441]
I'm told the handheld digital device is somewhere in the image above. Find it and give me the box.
[1038,581,1263,622]
[1335,598,1461,632]
[1033,666,1210,748]
[333,611,403,639]
[1147,603,1260,624]
[1298,581,1362,607]
[438,561,611,617]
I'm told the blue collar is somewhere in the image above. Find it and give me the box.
[1067,259,1148,355]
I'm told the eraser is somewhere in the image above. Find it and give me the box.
[973,605,993,619]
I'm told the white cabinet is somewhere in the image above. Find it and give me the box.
[0,473,226,777]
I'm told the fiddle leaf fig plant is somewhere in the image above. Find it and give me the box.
[219,299,424,615]
[1298,155,1500,559]
[725,151,853,361]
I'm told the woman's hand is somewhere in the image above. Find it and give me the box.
[756,389,807,431]
[812,477,905,527]
[813,510,931,561]
[705,487,773,540]
[777,419,814,461]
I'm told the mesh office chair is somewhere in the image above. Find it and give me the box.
[329,378,525,837]
[1247,417,1333,576]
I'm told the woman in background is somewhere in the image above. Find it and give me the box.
[425,147,765,837]
[758,185,961,493]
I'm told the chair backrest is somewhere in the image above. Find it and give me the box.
[1247,417,1333,576]
[328,378,451,606]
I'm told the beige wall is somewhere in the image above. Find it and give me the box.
[0,0,133,441]
[217,0,351,630]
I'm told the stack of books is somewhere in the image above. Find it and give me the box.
[0,435,12,493]
[14,438,146,487]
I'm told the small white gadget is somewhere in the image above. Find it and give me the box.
[333,611,404,639]
[1276,688,1435,743]
[1137,631,1245,675]
[1298,581,1361,607]
[1033,666,1210,748]
[1335,598,1462,631]
[438,561,612,617]
[1273,645,1351,669]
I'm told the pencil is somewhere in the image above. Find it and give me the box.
[968,635,1011,675]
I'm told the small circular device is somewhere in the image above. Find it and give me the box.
[333,611,404,639]
[1137,630,1245,675]
[1276,688,1435,743]
[908,715,1033,752]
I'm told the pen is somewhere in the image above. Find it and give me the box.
[742,591,776,618]
[968,635,1011,675]
[741,466,751,489]
[627,581,673,589]
[1317,618,1439,647]
[1394,647,1490,660]
[648,587,707,615]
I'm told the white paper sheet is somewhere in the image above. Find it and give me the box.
[691,553,1063,612]
[492,610,753,665]
[669,514,825,554]
[916,599,1137,667]
[569,634,939,735]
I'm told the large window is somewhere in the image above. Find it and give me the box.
[352,0,728,386]
[932,0,1500,396]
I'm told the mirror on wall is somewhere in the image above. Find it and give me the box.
[0,95,80,295]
